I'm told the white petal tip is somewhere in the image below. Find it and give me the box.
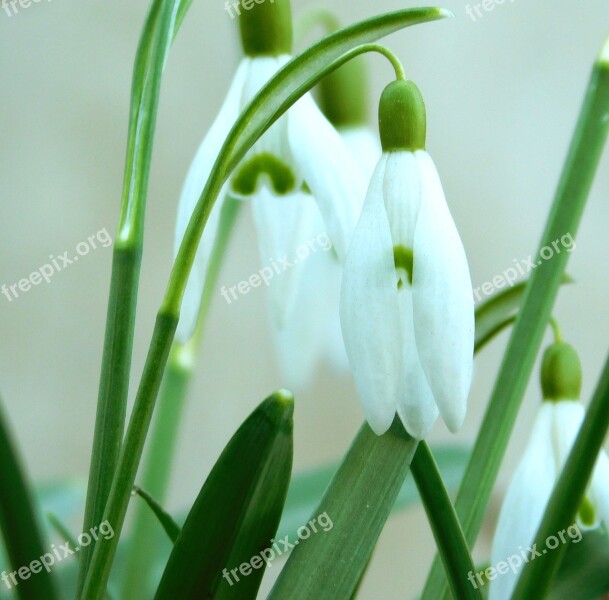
[365,412,395,436]
[397,407,438,440]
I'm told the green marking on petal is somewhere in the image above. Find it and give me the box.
[232,153,297,196]
[577,496,597,527]
[394,245,414,288]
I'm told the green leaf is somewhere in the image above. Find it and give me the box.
[154,391,293,600]
[46,514,79,553]
[268,419,418,599]
[0,399,58,600]
[78,0,192,593]
[474,275,572,353]
[550,527,609,599]
[422,40,609,600]
[277,444,470,541]
[411,443,482,600]
[132,487,180,544]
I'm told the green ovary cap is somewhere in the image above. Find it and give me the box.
[541,341,582,402]
[318,57,369,128]
[578,496,597,528]
[238,0,293,56]
[378,79,426,152]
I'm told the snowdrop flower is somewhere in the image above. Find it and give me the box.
[174,0,363,342]
[489,341,609,600]
[340,79,474,438]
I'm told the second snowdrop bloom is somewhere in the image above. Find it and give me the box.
[489,341,609,600]
[340,79,474,438]
[174,0,363,341]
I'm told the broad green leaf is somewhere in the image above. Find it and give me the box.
[550,527,609,599]
[154,391,293,600]
[268,419,418,599]
[277,444,469,541]
[0,400,58,600]
[132,487,180,543]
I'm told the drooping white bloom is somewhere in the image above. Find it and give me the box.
[340,150,474,438]
[272,128,379,389]
[489,341,609,599]
[174,55,364,342]
[339,79,474,439]
[489,400,609,600]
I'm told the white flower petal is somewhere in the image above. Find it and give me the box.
[591,449,609,528]
[239,55,293,163]
[288,93,366,261]
[552,400,601,530]
[321,258,350,375]
[174,59,249,342]
[411,150,474,432]
[339,126,381,189]
[251,186,316,328]
[383,151,421,248]
[489,403,557,600]
[272,245,334,390]
[396,288,439,439]
[340,155,400,435]
[551,400,585,467]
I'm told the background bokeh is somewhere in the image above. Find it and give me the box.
[1,0,608,597]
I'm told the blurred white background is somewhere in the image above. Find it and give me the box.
[1,0,608,597]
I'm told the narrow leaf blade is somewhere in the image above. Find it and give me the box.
[154,391,294,599]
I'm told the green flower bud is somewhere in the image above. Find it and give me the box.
[541,341,582,402]
[239,0,293,56]
[318,57,369,128]
[378,79,426,152]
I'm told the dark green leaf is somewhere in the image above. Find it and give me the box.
[154,391,293,600]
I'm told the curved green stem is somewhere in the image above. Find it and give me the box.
[549,316,563,343]
[294,8,341,43]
